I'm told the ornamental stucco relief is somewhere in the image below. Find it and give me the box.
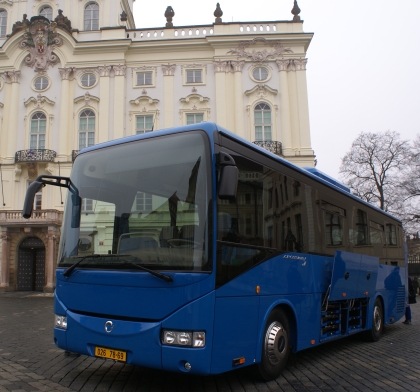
[19,18,63,74]
[227,37,293,65]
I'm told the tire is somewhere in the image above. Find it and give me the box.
[363,297,383,342]
[255,308,291,381]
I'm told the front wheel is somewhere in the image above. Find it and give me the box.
[362,297,383,342]
[255,309,291,381]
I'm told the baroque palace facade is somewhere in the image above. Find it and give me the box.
[0,0,315,292]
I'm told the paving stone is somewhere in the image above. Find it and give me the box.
[1,293,420,391]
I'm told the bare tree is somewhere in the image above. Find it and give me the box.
[339,131,410,213]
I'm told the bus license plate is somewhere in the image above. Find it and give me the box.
[95,346,126,362]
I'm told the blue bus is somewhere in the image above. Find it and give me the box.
[23,123,407,380]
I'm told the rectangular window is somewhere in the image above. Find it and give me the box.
[386,224,397,245]
[325,212,343,245]
[186,69,202,83]
[355,209,368,245]
[82,198,93,212]
[136,72,153,86]
[186,113,204,125]
[136,192,152,212]
[136,115,153,134]
[370,221,384,244]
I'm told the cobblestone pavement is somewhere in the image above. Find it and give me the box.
[0,292,419,392]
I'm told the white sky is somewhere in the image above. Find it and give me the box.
[133,0,420,180]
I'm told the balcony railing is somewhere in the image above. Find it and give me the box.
[0,210,63,226]
[15,149,57,163]
[72,150,79,162]
[253,141,283,156]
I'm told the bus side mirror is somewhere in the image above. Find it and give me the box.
[218,152,238,200]
[71,194,81,228]
[22,181,44,219]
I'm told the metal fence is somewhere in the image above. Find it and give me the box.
[408,254,420,276]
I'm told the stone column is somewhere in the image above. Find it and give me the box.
[58,68,73,160]
[276,60,293,156]
[113,65,126,140]
[98,66,112,143]
[213,61,229,128]
[44,230,56,293]
[295,59,313,156]
[231,61,245,138]
[162,64,176,127]
[0,232,10,292]
[5,71,21,161]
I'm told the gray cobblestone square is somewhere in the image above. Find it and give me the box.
[1,293,419,391]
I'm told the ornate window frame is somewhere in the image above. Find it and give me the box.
[76,69,99,89]
[83,1,100,31]
[181,64,207,86]
[32,75,51,92]
[129,95,160,135]
[132,66,157,89]
[38,4,54,21]
[179,93,210,125]
[23,95,55,150]
[249,64,272,83]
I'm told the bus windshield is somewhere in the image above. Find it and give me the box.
[58,131,212,273]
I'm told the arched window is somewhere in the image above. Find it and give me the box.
[84,3,99,31]
[39,6,53,21]
[0,10,7,37]
[30,112,47,149]
[254,102,272,141]
[79,110,95,149]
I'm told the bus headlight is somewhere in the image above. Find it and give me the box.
[162,330,205,347]
[55,315,67,329]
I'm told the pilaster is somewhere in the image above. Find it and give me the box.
[113,65,126,140]
[5,71,21,162]
[0,231,10,291]
[276,60,293,156]
[213,61,229,128]
[98,66,112,143]
[162,64,176,128]
[231,61,245,139]
[58,68,73,160]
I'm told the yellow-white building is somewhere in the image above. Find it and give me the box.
[0,0,315,292]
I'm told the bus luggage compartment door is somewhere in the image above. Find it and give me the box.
[329,251,378,301]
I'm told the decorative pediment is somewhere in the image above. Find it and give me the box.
[227,37,293,65]
[74,92,99,106]
[129,96,159,106]
[179,94,210,104]
[24,94,55,109]
[245,85,278,99]
[18,16,63,74]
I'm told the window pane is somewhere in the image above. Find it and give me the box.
[30,135,37,149]
[79,117,87,130]
[38,134,45,149]
[255,126,262,141]
[263,111,271,123]
[88,132,95,147]
[264,126,272,141]
[0,10,7,37]
[254,111,262,124]
[87,117,95,130]
[79,133,86,149]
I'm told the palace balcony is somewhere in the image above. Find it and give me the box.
[0,210,63,227]
[253,140,283,156]
[15,149,57,163]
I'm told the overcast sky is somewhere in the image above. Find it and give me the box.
[133,0,420,181]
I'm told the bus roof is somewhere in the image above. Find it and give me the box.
[76,122,401,223]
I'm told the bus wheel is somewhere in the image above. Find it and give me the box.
[256,309,291,381]
[363,298,383,342]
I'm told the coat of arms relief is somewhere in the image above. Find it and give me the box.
[18,16,63,74]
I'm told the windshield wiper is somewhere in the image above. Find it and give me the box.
[62,254,128,277]
[122,261,174,283]
[62,254,173,283]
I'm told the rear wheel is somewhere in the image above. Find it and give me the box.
[256,309,291,381]
[363,297,383,342]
